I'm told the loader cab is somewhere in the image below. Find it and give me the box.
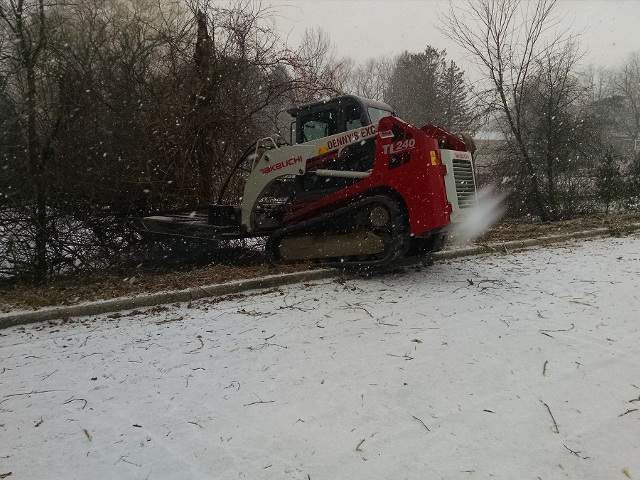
[287,95,395,145]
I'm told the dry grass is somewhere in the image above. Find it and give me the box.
[0,262,309,313]
[479,212,640,243]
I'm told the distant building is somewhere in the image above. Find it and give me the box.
[472,130,507,185]
[591,94,639,163]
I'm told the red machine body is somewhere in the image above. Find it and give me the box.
[286,116,454,237]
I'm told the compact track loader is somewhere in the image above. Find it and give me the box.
[136,95,477,268]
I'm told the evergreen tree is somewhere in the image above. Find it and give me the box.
[595,152,623,213]
[384,46,474,132]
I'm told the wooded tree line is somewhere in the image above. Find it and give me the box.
[0,0,638,283]
[444,0,640,221]
[0,0,351,282]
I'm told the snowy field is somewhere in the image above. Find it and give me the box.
[2,236,640,479]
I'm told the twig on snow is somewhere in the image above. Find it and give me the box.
[540,400,559,433]
[63,397,88,409]
[1,390,62,405]
[387,353,414,360]
[278,299,315,312]
[79,352,103,359]
[248,342,287,351]
[224,381,240,391]
[562,443,589,459]
[343,303,374,318]
[411,415,430,432]
[377,319,399,327]
[155,316,183,325]
[543,360,548,377]
[116,456,141,467]
[237,308,269,317]
[618,408,638,417]
[540,323,575,334]
[243,400,275,407]
[569,300,596,308]
[355,439,365,451]
[40,370,57,381]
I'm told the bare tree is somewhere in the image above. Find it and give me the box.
[615,52,640,142]
[443,0,565,221]
[0,0,61,281]
[525,41,585,215]
[348,56,395,101]
[480,40,612,218]
[0,0,190,280]
[289,27,351,103]
[0,0,392,284]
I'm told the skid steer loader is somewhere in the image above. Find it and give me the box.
[136,95,477,268]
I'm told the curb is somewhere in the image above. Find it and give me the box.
[0,269,333,329]
[2,224,639,329]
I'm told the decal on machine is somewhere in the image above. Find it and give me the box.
[324,125,377,152]
[452,151,472,161]
[383,138,415,155]
[261,155,303,175]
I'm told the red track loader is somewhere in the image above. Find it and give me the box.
[137,95,477,268]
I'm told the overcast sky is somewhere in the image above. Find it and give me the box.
[268,0,640,77]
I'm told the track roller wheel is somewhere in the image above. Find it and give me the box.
[266,194,410,270]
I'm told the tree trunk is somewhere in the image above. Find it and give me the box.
[519,140,550,222]
[545,120,557,220]
[192,10,213,204]
[26,66,48,283]
[194,129,213,204]
[546,155,556,218]
[498,91,550,221]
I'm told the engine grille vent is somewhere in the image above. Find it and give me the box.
[452,159,476,208]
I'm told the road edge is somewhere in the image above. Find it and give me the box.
[2,224,638,329]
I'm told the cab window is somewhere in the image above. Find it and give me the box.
[368,107,393,125]
[345,103,364,130]
[300,109,338,142]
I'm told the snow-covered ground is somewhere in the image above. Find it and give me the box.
[2,236,640,479]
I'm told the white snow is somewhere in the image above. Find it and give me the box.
[2,236,640,479]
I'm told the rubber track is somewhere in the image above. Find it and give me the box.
[267,195,409,269]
